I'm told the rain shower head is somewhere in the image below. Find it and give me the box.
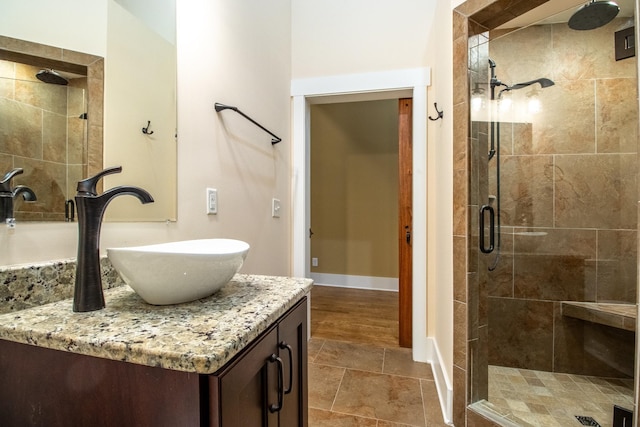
[35,69,68,85]
[568,1,620,31]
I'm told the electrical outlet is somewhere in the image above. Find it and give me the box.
[272,198,281,218]
[206,188,217,214]
[312,257,318,267]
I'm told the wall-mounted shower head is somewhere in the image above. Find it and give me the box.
[508,78,555,91]
[35,69,68,85]
[568,1,620,31]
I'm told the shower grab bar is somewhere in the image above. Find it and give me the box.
[479,204,495,254]
[214,102,282,145]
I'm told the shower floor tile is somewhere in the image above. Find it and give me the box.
[486,365,634,427]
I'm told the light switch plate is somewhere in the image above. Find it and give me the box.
[207,188,218,214]
[272,198,281,218]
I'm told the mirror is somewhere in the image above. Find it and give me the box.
[0,0,176,222]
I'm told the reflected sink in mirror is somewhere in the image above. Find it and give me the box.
[107,239,249,305]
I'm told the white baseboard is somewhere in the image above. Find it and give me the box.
[310,273,398,291]
[425,337,453,425]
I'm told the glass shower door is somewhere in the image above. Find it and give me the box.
[469,7,638,426]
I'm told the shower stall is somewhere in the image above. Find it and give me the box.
[468,2,638,426]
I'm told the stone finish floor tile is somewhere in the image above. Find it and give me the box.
[383,347,434,380]
[482,365,635,427]
[332,369,426,426]
[309,408,378,426]
[313,339,385,372]
[309,339,446,427]
[308,362,345,410]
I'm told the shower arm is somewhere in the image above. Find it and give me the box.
[214,103,282,145]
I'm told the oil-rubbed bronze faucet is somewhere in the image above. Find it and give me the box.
[73,166,154,312]
[0,168,37,225]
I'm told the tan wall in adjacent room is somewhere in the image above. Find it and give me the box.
[310,99,399,278]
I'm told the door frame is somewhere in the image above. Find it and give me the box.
[291,67,430,361]
[398,98,413,348]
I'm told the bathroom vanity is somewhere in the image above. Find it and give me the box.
[0,273,312,427]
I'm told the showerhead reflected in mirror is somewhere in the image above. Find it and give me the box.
[35,69,69,85]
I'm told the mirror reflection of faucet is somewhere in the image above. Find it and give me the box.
[65,199,75,222]
[73,166,154,312]
[0,168,38,227]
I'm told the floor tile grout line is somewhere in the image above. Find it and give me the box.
[382,347,387,373]
[310,338,326,363]
[419,377,428,427]
[329,364,347,412]
[310,360,434,382]
[322,407,426,427]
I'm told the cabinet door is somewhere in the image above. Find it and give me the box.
[211,326,280,427]
[0,339,202,427]
[278,298,308,427]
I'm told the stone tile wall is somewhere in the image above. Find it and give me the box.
[477,18,638,377]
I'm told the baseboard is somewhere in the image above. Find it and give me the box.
[310,273,398,291]
[425,337,453,425]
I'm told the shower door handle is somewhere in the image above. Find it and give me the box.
[479,205,495,254]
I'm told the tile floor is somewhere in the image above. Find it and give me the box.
[472,365,635,427]
[307,338,449,426]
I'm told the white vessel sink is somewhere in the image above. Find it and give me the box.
[107,239,250,305]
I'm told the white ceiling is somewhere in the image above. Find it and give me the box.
[498,0,635,29]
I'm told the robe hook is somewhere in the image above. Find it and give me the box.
[428,103,444,121]
[142,120,154,135]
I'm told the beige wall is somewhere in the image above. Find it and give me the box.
[310,100,399,278]
[292,0,456,393]
[292,0,438,77]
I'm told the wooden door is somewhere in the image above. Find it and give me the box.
[398,98,413,348]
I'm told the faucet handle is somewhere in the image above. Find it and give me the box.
[1,168,24,192]
[76,166,123,196]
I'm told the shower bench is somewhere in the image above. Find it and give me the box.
[561,301,637,332]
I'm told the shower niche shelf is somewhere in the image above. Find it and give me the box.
[561,302,637,331]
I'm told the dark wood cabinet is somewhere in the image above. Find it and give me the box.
[210,297,308,427]
[0,297,308,427]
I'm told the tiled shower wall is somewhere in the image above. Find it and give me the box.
[0,60,87,221]
[475,18,638,378]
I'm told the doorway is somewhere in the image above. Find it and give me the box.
[290,68,430,360]
[307,98,412,347]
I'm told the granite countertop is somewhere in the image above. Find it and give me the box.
[0,274,313,374]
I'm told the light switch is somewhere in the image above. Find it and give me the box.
[207,188,217,214]
[272,198,281,218]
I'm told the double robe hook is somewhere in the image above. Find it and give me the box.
[428,103,444,121]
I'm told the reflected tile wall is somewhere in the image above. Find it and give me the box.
[0,60,87,221]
